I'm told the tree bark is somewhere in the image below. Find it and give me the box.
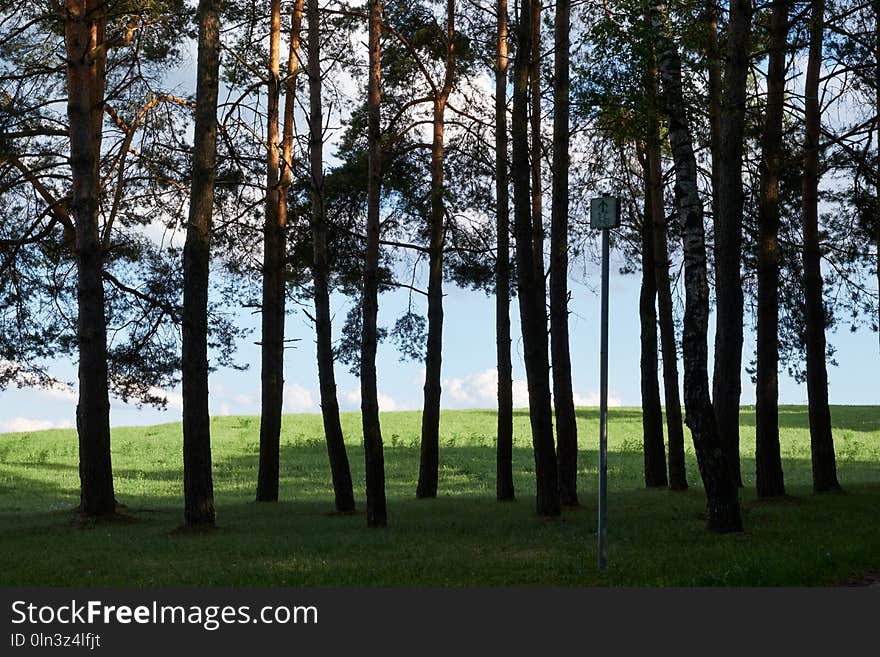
[417,0,456,500]
[308,0,355,512]
[704,0,721,228]
[802,0,841,493]
[495,0,515,502]
[362,0,388,527]
[876,2,880,354]
[640,152,668,488]
[416,101,445,499]
[712,0,752,488]
[550,0,578,507]
[513,0,560,517]
[530,0,544,275]
[652,4,742,531]
[65,0,115,516]
[645,54,687,491]
[755,0,789,498]
[257,0,295,503]
[702,10,722,493]
[182,0,221,527]
[654,224,688,491]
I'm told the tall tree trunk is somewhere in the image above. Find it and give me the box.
[712,0,752,488]
[755,0,789,499]
[415,99,445,500]
[530,0,544,275]
[704,0,721,230]
[308,0,355,513]
[802,0,841,493]
[550,0,578,507]
[640,151,668,488]
[652,5,742,532]
[182,0,221,527]
[257,0,292,502]
[653,205,688,491]
[876,3,880,353]
[65,0,115,516]
[646,53,687,491]
[513,0,560,517]
[495,0,515,502]
[417,0,456,500]
[362,0,387,527]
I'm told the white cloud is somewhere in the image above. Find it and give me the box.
[512,380,530,408]
[233,393,255,407]
[1,417,73,433]
[147,386,183,410]
[341,386,407,412]
[37,381,77,402]
[443,376,470,403]
[434,367,622,410]
[284,383,317,412]
[438,368,531,409]
[0,361,77,402]
[0,361,69,393]
[343,387,360,407]
[378,392,400,412]
[442,368,497,407]
[573,391,622,408]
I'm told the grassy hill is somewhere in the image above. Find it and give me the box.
[0,405,878,586]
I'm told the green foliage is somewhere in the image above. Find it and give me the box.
[336,305,389,375]
[390,310,427,361]
[0,0,248,404]
[575,0,655,146]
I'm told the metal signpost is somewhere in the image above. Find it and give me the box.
[589,195,620,572]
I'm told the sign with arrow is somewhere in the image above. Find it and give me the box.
[590,195,620,230]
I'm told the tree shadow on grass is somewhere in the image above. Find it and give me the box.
[1,468,878,587]
[1,439,879,587]
[572,408,645,422]
[737,405,880,432]
[459,407,648,425]
[3,437,878,515]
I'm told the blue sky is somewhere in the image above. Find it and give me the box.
[2,246,877,433]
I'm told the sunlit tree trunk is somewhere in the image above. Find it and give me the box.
[257,0,297,502]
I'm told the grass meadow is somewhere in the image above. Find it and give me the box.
[0,405,878,586]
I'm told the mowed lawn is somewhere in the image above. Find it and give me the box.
[0,406,878,586]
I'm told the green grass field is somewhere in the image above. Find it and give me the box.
[0,405,878,586]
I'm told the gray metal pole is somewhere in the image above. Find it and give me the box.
[598,227,610,571]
